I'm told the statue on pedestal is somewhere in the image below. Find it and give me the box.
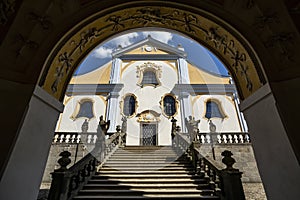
[121,116,127,133]
[99,115,110,135]
[185,116,200,142]
[81,119,89,133]
[96,116,110,161]
[171,117,177,139]
[209,120,216,133]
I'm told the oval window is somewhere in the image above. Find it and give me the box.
[163,95,176,116]
[123,95,136,117]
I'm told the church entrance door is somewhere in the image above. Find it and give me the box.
[141,123,157,146]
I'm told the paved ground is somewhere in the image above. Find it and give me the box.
[243,183,267,200]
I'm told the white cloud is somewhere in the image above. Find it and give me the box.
[93,47,113,58]
[110,32,139,47]
[92,32,173,59]
[142,31,173,44]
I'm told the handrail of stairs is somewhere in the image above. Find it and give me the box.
[47,123,124,200]
[174,132,246,200]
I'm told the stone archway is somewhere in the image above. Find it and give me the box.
[1,1,299,200]
[36,4,299,200]
[39,3,266,101]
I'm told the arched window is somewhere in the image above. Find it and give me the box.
[205,100,225,119]
[141,70,159,86]
[74,100,94,120]
[123,95,136,117]
[163,95,176,117]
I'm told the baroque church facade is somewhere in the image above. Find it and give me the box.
[56,37,246,146]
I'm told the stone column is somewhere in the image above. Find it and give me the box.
[105,92,120,133]
[106,57,122,133]
[110,57,122,83]
[0,86,64,200]
[178,58,190,84]
[179,91,192,132]
[177,58,192,132]
[240,83,300,200]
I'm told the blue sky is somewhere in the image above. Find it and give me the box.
[74,31,229,76]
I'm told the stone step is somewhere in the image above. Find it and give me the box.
[82,184,211,192]
[107,157,186,160]
[88,178,208,184]
[104,160,190,164]
[92,174,203,179]
[113,149,177,152]
[72,146,218,200]
[107,157,181,161]
[99,167,195,172]
[110,155,179,158]
[102,162,190,166]
[73,194,219,199]
[98,170,195,174]
[77,188,214,195]
[113,150,177,153]
[82,183,207,189]
[121,146,173,149]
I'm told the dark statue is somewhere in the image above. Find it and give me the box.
[171,117,177,139]
[96,115,110,162]
[185,116,200,142]
[209,120,216,133]
[81,119,89,133]
[99,115,110,135]
[121,116,127,133]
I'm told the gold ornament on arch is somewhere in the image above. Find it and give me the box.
[40,5,265,101]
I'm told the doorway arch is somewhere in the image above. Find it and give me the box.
[38,3,266,101]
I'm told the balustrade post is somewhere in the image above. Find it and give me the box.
[219,150,245,200]
[48,151,72,200]
[191,141,201,173]
[116,125,122,146]
[174,125,181,153]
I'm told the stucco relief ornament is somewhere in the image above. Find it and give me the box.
[253,13,279,30]
[27,12,53,30]
[51,52,73,93]
[205,27,253,92]
[42,6,265,100]
[71,28,102,53]
[15,34,39,58]
[264,32,295,64]
[0,0,15,24]
[136,62,162,78]
[137,110,161,123]
[136,62,162,87]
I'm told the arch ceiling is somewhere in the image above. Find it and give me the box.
[40,3,266,100]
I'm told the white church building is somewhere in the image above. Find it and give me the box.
[55,36,246,146]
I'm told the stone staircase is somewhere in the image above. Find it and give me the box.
[73,146,219,199]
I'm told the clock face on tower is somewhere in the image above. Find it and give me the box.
[145,46,153,52]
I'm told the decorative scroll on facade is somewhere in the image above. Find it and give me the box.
[41,6,265,100]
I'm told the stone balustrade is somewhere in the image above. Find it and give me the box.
[198,132,251,144]
[174,132,246,200]
[52,132,98,144]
